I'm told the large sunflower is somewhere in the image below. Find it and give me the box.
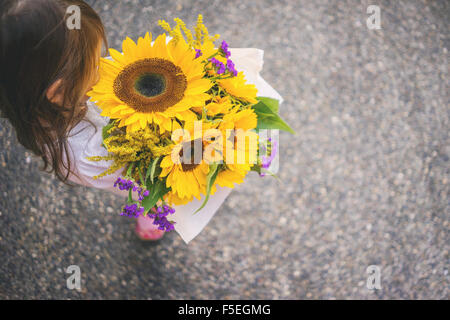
[160,138,210,205]
[159,119,218,205]
[88,33,213,133]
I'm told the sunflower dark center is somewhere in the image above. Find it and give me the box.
[179,139,204,172]
[134,73,166,97]
[113,58,187,113]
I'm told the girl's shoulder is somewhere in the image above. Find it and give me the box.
[67,100,109,158]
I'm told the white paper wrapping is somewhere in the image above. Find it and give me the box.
[66,48,283,243]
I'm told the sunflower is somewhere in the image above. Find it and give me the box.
[207,107,258,194]
[160,139,210,205]
[219,71,258,104]
[159,118,219,205]
[88,32,213,133]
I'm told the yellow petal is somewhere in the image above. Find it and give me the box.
[109,48,127,66]
[122,37,138,62]
[152,34,169,59]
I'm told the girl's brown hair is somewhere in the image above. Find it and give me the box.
[0,0,107,185]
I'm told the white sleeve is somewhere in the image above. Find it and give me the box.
[66,102,136,200]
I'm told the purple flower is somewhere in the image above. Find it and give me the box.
[226,59,238,76]
[153,216,175,231]
[148,204,176,231]
[114,177,135,191]
[120,203,145,218]
[220,40,231,58]
[195,49,202,59]
[147,207,158,219]
[114,176,151,201]
[209,57,226,75]
[114,176,175,229]
[137,187,150,201]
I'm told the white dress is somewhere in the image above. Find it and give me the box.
[65,48,283,244]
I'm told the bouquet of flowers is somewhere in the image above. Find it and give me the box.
[86,15,293,236]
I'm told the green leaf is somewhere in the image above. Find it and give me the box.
[102,122,114,141]
[146,157,161,185]
[252,102,273,117]
[101,125,112,141]
[128,188,133,203]
[252,101,295,134]
[142,179,170,214]
[194,163,220,214]
[256,96,279,113]
[138,161,145,185]
[256,114,295,134]
[126,162,135,177]
[101,123,114,149]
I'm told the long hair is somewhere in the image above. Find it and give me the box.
[0,0,107,185]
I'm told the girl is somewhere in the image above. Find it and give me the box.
[1,0,283,243]
[0,0,165,240]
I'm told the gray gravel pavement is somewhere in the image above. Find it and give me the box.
[0,0,448,299]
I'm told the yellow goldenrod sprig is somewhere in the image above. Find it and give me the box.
[159,14,219,48]
[194,14,204,46]
[174,17,194,47]
[86,123,173,180]
[158,19,172,34]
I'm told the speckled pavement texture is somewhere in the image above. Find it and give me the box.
[0,0,448,299]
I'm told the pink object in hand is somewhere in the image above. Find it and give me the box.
[135,214,165,240]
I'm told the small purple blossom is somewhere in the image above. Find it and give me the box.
[114,177,135,191]
[209,56,237,77]
[195,49,202,59]
[114,177,152,201]
[147,204,176,231]
[209,57,226,74]
[114,176,168,223]
[226,59,238,76]
[137,187,150,201]
[153,216,175,231]
[220,40,231,58]
[120,203,145,218]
